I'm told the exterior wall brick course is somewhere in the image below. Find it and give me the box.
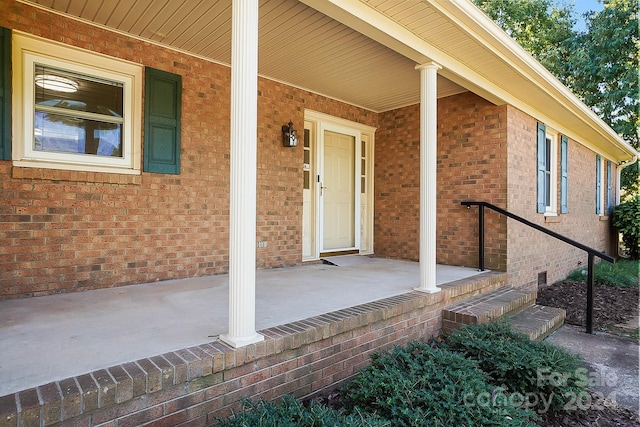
[75,374,99,413]
[173,349,204,381]
[91,399,143,426]
[37,382,62,426]
[174,415,207,427]
[92,370,117,409]
[149,356,176,389]
[120,362,146,398]
[58,378,82,420]
[117,406,164,427]
[135,359,163,394]
[160,353,189,386]
[17,388,40,427]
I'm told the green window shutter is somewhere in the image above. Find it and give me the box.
[0,27,11,160]
[606,160,612,214]
[536,123,546,213]
[560,135,568,213]
[595,155,601,214]
[144,67,181,174]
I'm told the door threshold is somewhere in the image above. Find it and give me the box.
[319,249,359,258]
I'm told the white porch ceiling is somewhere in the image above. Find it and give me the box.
[25,0,467,112]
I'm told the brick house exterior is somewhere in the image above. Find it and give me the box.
[0,0,636,299]
[1,1,638,425]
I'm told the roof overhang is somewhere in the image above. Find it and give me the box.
[301,0,638,163]
[19,0,639,163]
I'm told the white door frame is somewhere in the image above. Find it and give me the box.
[303,110,376,260]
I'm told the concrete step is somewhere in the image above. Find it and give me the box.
[442,286,536,335]
[509,304,566,341]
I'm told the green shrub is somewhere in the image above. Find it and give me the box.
[613,196,640,259]
[444,320,586,412]
[216,395,388,427]
[342,341,536,426]
[566,259,639,287]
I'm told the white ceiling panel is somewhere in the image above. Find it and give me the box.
[23,0,466,112]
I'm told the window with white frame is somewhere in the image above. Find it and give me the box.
[536,123,558,215]
[12,32,142,174]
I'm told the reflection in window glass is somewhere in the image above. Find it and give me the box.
[34,65,124,157]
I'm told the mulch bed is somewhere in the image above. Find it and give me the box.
[536,280,639,335]
[537,394,640,427]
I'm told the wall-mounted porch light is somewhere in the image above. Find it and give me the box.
[282,120,298,147]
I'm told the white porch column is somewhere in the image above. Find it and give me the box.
[220,0,264,348]
[414,62,442,293]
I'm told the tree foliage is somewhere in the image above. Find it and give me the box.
[612,196,640,259]
[473,0,639,196]
[568,0,639,196]
[566,0,639,149]
[472,0,576,84]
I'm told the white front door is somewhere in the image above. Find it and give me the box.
[322,131,355,251]
[302,111,375,260]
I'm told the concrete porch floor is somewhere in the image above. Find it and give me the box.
[0,257,485,397]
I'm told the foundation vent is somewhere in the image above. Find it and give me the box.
[537,271,548,287]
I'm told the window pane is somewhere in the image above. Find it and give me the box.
[303,171,310,189]
[545,173,551,207]
[545,139,552,173]
[35,65,123,117]
[33,65,124,157]
[304,129,310,148]
[34,112,123,156]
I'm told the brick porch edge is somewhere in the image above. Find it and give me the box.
[0,271,506,427]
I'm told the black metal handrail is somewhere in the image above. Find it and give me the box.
[461,201,615,334]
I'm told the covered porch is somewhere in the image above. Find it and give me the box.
[0,257,495,397]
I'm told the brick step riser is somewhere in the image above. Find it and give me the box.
[509,305,566,341]
[441,286,537,334]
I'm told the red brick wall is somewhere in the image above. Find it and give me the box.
[374,104,421,259]
[506,106,617,288]
[0,0,375,298]
[375,92,508,270]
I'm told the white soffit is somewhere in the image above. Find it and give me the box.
[22,0,466,112]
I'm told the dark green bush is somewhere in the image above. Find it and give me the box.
[613,196,640,259]
[216,395,388,427]
[566,259,639,287]
[342,341,536,426]
[445,320,586,412]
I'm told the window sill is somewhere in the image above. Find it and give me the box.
[599,215,609,221]
[12,166,142,185]
[544,215,561,223]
